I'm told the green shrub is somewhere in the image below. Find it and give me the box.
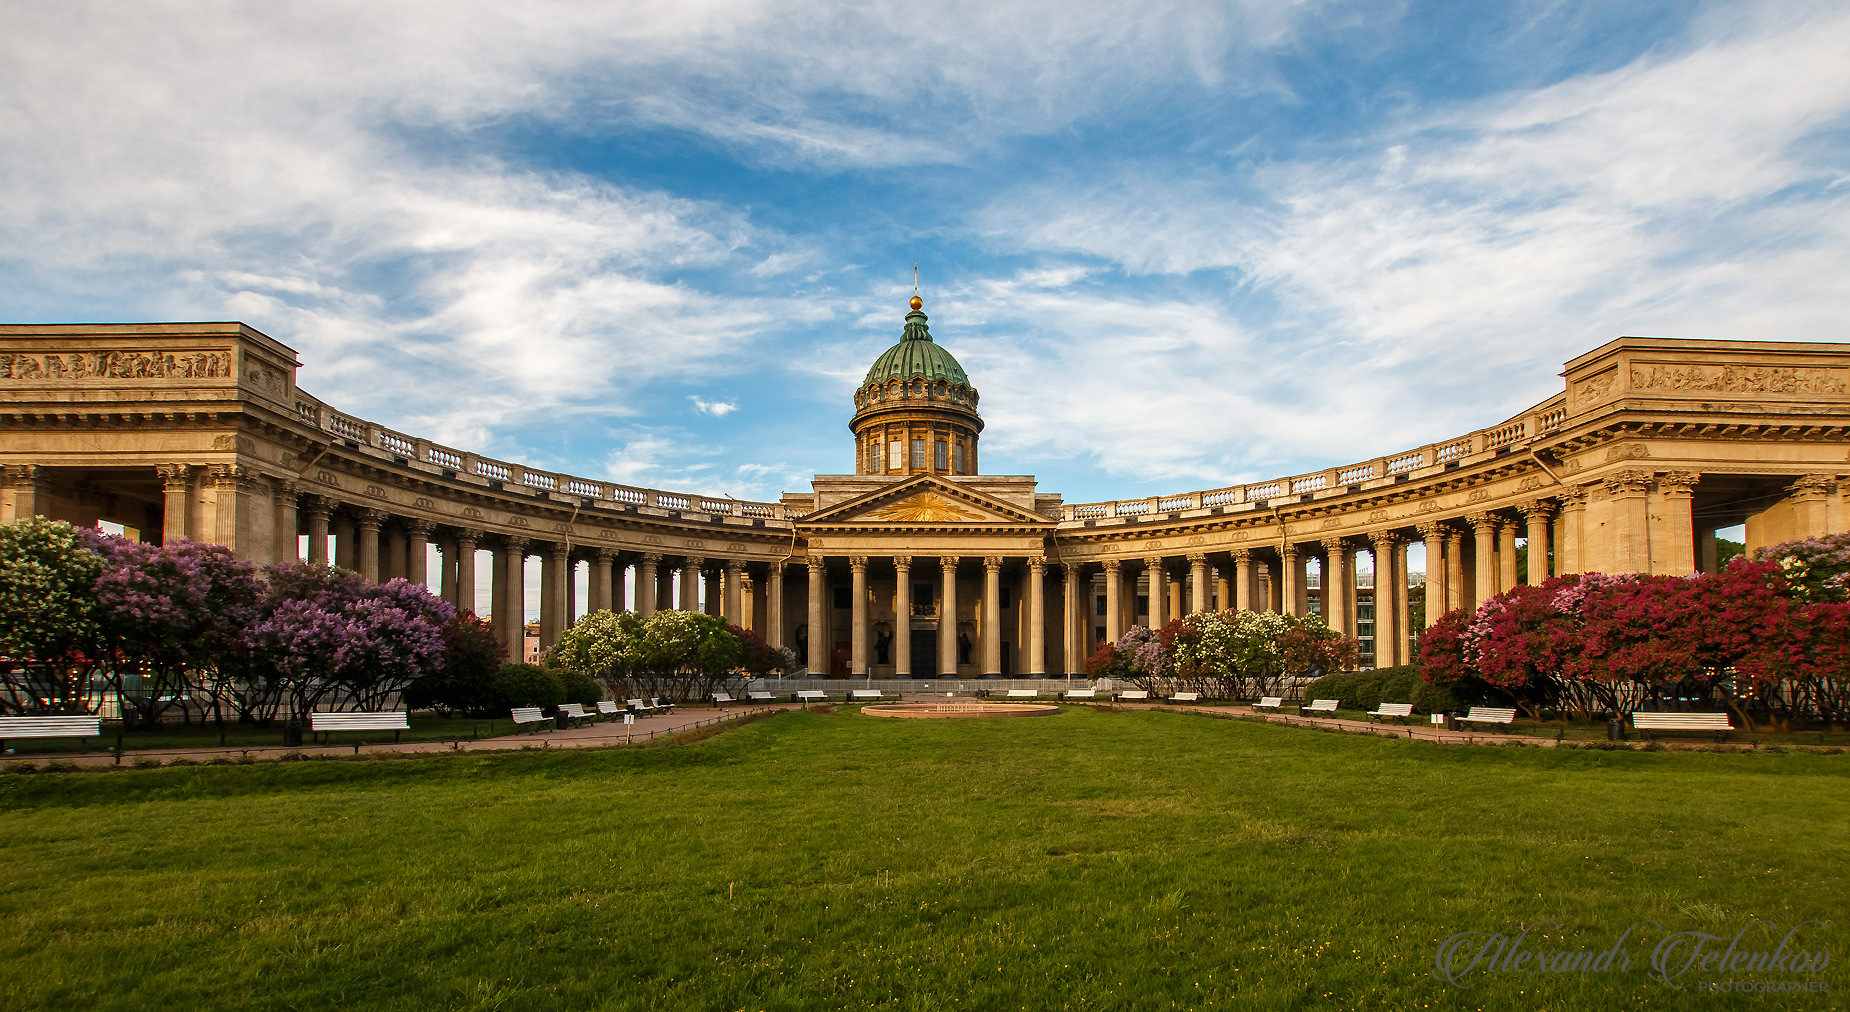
[493,663,565,710]
[556,669,601,707]
[1302,664,1472,714]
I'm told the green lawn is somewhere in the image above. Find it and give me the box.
[0,707,1843,1010]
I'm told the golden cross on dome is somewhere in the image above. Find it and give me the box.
[913,263,919,297]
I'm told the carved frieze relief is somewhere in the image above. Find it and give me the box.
[0,349,232,381]
[1605,443,1651,463]
[1631,363,1848,396]
[364,484,387,499]
[316,470,340,487]
[461,506,485,520]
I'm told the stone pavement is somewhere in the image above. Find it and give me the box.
[5,702,811,769]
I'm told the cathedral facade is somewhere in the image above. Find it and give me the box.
[3,303,1848,678]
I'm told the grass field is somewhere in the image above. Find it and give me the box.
[1,706,1843,1010]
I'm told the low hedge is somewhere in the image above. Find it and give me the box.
[1300,665,1472,714]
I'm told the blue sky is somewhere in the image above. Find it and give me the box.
[5,0,1849,507]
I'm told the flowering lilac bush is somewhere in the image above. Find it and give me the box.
[1754,531,1850,603]
[0,520,470,724]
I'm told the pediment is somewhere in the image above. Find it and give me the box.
[798,475,1053,528]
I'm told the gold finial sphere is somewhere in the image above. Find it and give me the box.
[910,295,923,311]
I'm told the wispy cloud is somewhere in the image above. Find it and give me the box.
[689,396,740,417]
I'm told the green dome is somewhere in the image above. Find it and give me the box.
[863,307,970,387]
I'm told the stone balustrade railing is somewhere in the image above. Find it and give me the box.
[1059,392,1571,522]
[289,382,1573,530]
[290,391,794,522]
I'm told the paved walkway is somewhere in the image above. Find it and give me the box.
[6,703,809,769]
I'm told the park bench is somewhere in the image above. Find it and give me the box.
[1301,698,1340,716]
[556,703,596,728]
[596,700,623,719]
[1171,691,1201,703]
[1005,689,1039,699]
[1063,689,1098,700]
[1457,706,1517,727]
[794,690,829,704]
[1118,690,1150,702]
[0,715,102,753]
[849,689,889,703]
[626,697,660,715]
[711,691,737,706]
[747,691,775,703]
[1368,702,1414,724]
[307,710,409,745]
[1632,711,1734,742]
[1254,696,1284,710]
[511,707,550,732]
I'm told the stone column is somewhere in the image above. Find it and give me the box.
[1370,533,1399,670]
[704,562,722,617]
[402,519,431,588]
[304,498,331,565]
[271,478,299,564]
[1418,524,1446,626]
[156,464,191,545]
[1267,557,1284,612]
[725,560,745,624]
[939,557,959,676]
[982,557,1003,676]
[1443,529,1465,613]
[541,542,569,648]
[1556,489,1588,576]
[1103,560,1123,645]
[1187,554,1209,615]
[766,562,785,648]
[501,537,528,661]
[1588,470,1653,574]
[1519,502,1555,584]
[438,535,458,604]
[1654,471,1701,576]
[383,525,407,583]
[211,465,259,559]
[455,529,481,616]
[1232,550,1253,611]
[1497,520,1519,592]
[655,560,674,612]
[589,549,614,613]
[1215,568,1230,613]
[638,553,661,619]
[807,558,828,676]
[1063,563,1083,673]
[1468,513,1498,608]
[1322,539,1351,637]
[1395,539,1413,666]
[355,508,385,583]
[849,556,869,677]
[1280,545,1300,618]
[1146,558,1167,630]
[1027,556,1047,676]
[680,556,702,612]
[893,557,912,677]
[3,464,49,524]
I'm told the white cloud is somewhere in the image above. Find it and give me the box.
[971,2,1850,493]
[690,396,740,417]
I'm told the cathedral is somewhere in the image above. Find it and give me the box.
[2,301,1848,679]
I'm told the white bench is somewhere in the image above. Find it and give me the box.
[795,690,829,704]
[1171,691,1201,703]
[557,703,596,727]
[711,691,737,706]
[1368,702,1414,723]
[747,691,775,703]
[626,697,660,715]
[1006,689,1039,699]
[1633,711,1734,741]
[849,689,889,702]
[1063,689,1098,700]
[1118,690,1150,702]
[511,707,550,732]
[1254,696,1284,710]
[308,711,409,744]
[0,715,102,752]
[596,700,624,719]
[1458,706,1517,727]
[1301,698,1340,716]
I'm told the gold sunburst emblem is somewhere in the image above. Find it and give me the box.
[872,493,983,523]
